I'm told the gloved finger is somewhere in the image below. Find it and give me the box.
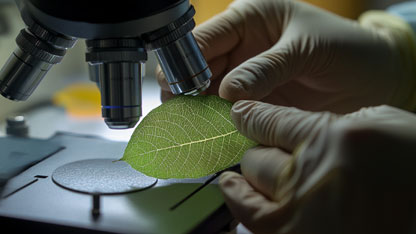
[240,146,292,200]
[219,171,291,234]
[219,41,294,102]
[192,8,242,62]
[231,100,339,151]
[201,76,222,96]
[160,90,175,103]
[156,66,170,91]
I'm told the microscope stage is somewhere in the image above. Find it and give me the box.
[0,132,233,233]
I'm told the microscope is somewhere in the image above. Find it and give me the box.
[0,0,211,129]
[0,2,241,232]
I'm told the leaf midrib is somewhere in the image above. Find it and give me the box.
[137,130,239,156]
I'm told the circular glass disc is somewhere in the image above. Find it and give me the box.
[52,159,157,194]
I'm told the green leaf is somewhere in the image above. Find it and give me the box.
[122,95,257,179]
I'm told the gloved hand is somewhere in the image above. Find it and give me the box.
[157,0,416,113]
[220,100,416,234]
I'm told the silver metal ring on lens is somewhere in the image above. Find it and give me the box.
[155,31,211,95]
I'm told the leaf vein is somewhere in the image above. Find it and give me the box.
[136,130,239,157]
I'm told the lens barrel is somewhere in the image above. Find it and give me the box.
[0,25,76,101]
[86,39,147,129]
[144,6,211,96]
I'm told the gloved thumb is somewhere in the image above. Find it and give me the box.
[219,41,296,102]
[231,100,339,152]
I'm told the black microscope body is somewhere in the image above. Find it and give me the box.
[0,0,211,129]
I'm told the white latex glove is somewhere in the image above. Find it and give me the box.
[220,100,416,234]
[157,0,416,113]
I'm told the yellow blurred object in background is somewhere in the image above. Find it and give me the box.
[53,83,101,118]
[191,0,367,24]
[191,0,234,24]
